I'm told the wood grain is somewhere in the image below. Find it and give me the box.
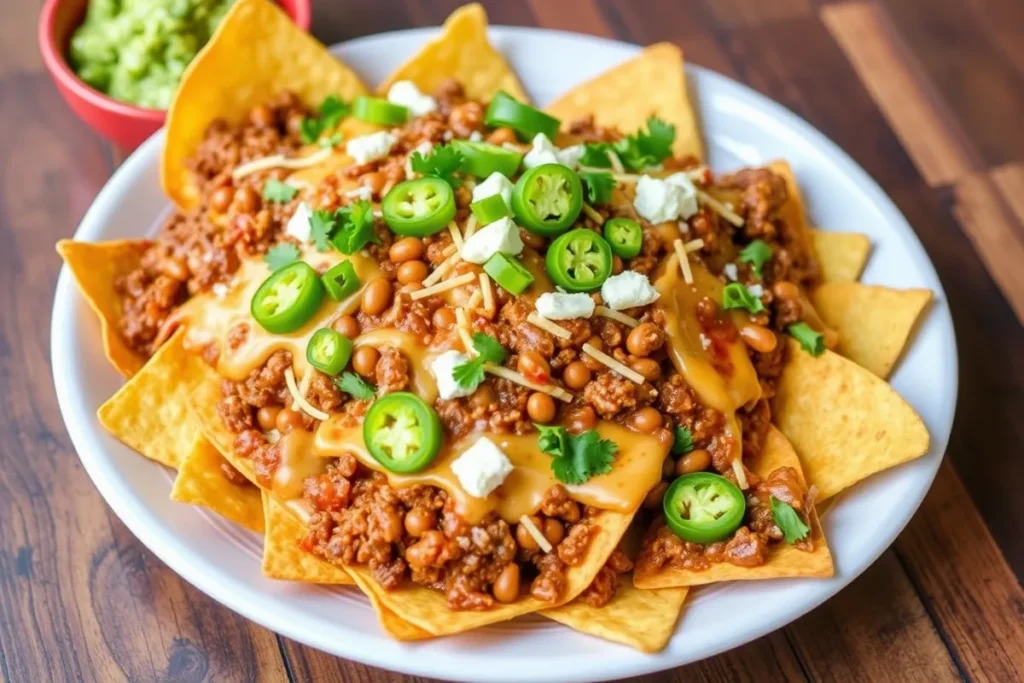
[2,0,1023,681]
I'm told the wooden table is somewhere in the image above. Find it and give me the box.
[3,0,1022,680]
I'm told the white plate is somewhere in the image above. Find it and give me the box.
[52,26,957,683]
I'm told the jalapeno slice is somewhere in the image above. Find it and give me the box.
[250,262,324,334]
[321,261,360,301]
[451,140,523,178]
[470,193,511,225]
[363,392,442,473]
[483,253,535,295]
[545,229,613,292]
[511,163,583,237]
[663,473,746,544]
[484,91,561,140]
[381,177,456,236]
[603,217,643,259]
[306,328,353,377]
[352,96,408,125]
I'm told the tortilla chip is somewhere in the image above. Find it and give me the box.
[261,494,352,584]
[171,435,265,532]
[811,283,932,379]
[634,427,834,588]
[377,4,528,103]
[769,160,817,268]
[57,239,152,377]
[187,367,264,487]
[355,579,435,642]
[812,231,872,283]
[545,44,702,160]
[543,581,688,652]
[774,340,930,501]
[97,331,209,469]
[346,511,634,637]
[163,0,369,208]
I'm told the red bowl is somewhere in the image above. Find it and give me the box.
[38,0,312,151]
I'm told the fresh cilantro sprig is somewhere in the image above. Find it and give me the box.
[536,424,618,485]
[579,170,615,205]
[309,209,337,253]
[671,425,694,455]
[580,116,677,172]
[769,496,810,544]
[308,201,380,255]
[738,239,772,279]
[263,179,298,203]
[300,95,350,144]
[410,144,464,188]
[264,243,300,271]
[452,333,507,391]
[788,322,825,356]
[721,282,765,314]
[336,372,376,400]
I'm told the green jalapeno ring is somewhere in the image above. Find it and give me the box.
[484,91,561,140]
[511,163,583,237]
[363,392,443,474]
[321,261,361,301]
[663,472,746,544]
[381,177,457,237]
[306,328,353,377]
[603,217,643,259]
[352,96,409,125]
[545,228,613,292]
[250,261,325,334]
[450,140,523,178]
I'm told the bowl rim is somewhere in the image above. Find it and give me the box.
[37,0,313,119]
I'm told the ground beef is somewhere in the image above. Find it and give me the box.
[578,549,633,607]
[374,347,410,394]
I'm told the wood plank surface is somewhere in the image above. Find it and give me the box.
[2,0,1023,681]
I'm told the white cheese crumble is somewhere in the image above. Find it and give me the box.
[386,80,437,116]
[747,284,764,298]
[343,186,373,201]
[600,270,660,310]
[522,133,584,170]
[451,437,513,498]
[633,172,700,224]
[460,216,524,264]
[285,202,313,243]
[212,283,229,299]
[346,131,397,164]
[723,263,739,281]
[535,292,595,320]
[429,350,475,400]
[469,130,484,142]
[471,172,514,210]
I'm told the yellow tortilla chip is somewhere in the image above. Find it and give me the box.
[769,160,817,268]
[98,331,208,469]
[187,366,264,487]
[812,231,871,283]
[261,494,352,584]
[774,340,930,501]
[163,0,369,208]
[346,511,634,637]
[57,239,151,377]
[634,427,833,588]
[811,283,932,378]
[171,435,265,532]
[546,43,702,160]
[543,581,688,652]
[377,4,528,103]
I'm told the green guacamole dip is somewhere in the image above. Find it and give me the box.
[69,0,235,109]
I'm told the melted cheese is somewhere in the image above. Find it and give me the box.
[314,420,668,525]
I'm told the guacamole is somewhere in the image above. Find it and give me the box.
[69,0,235,109]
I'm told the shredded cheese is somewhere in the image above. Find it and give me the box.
[697,189,744,227]
[673,239,693,285]
[732,459,749,490]
[685,167,710,184]
[582,343,645,384]
[463,215,478,240]
[467,289,483,310]
[605,150,625,174]
[232,147,332,180]
[578,166,642,183]
[581,202,605,225]
[410,271,475,300]
[479,272,494,313]
[518,515,553,553]
[527,312,571,340]
[448,221,464,250]
[485,364,573,402]
[284,367,330,421]
[594,306,639,328]
[683,238,705,253]
[454,307,475,352]
[422,250,462,287]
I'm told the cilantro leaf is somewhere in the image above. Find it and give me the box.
[537,425,618,485]
[263,243,301,272]
[330,200,379,254]
[721,282,765,314]
[300,95,350,144]
[738,239,772,278]
[299,117,323,145]
[452,333,506,391]
[770,496,811,544]
[672,425,694,455]
[472,333,506,364]
[582,117,678,172]
[579,142,615,168]
[787,322,825,357]
[262,179,298,203]
[336,372,376,400]
[309,209,336,253]
[411,145,464,188]
[633,116,675,166]
[579,170,615,205]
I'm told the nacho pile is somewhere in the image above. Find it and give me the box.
[58,0,934,654]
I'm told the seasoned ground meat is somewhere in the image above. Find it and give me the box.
[578,549,633,607]
[374,347,410,394]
